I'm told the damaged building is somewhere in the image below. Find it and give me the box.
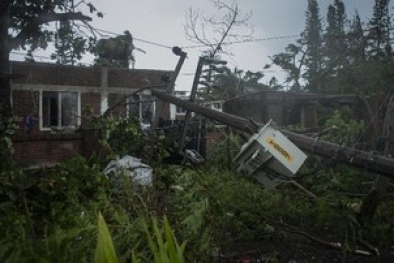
[223,90,385,131]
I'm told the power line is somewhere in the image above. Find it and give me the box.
[10,51,94,66]
[84,25,302,51]
[90,28,173,49]
[133,37,173,49]
[179,26,394,50]
[181,34,300,49]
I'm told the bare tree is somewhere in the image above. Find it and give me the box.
[184,0,254,57]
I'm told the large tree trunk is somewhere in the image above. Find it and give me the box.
[0,1,12,118]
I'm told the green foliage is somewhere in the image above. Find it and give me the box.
[51,20,88,65]
[1,152,393,261]
[92,114,174,166]
[93,212,186,263]
[93,114,145,160]
[7,0,101,55]
[269,41,304,91]
[0,115,18,165]
[95,213,119,263]
[205,129,242,171]
[0,156,110,262]
[320,107,365,145]
[143,216,186,263]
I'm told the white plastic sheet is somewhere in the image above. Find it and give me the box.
[103,155,153,186]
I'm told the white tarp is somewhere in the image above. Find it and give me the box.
[103,155,153,186]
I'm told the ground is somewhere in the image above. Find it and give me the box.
[218,240,394,262]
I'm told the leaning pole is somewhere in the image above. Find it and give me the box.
[152,89,394,179]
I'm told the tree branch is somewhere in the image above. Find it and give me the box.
[10,12,92,49]
[184,0,253,56]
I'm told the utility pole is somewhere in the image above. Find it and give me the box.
[178,56,205,155]
[152,46,187,129]
[178,56,227,155]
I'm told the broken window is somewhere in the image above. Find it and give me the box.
[42,91,78,128]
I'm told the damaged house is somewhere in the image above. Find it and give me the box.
[10,61,173,165]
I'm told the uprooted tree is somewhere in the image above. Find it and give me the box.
[0,0,102,119]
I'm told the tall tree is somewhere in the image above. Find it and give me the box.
[269,40,307,91]
[302,0,324,93]
[332,11,371,94]
[348,12,366,64]
[362,0,394,95]
[368,0,392,59]
[324,0,347,75]
[0,0,100,118]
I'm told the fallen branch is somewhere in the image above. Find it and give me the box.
[283,179,318,199]
[357,237,380,256]
[263,217,376,257]
[228,204,378,257]
[338,192,366,197]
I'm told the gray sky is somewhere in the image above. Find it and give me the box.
[12,1,381,91]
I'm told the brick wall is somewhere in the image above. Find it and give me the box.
[107,68,170,88]
[81,92,101,115]
[13,133,83,166]
[12,62,102,86]
[12,62,172,89]
[108,93,127,117]
[12,129,102,166]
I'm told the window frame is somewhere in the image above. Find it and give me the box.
[39,90,81,131]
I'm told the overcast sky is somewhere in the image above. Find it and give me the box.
[12,1,385,91]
